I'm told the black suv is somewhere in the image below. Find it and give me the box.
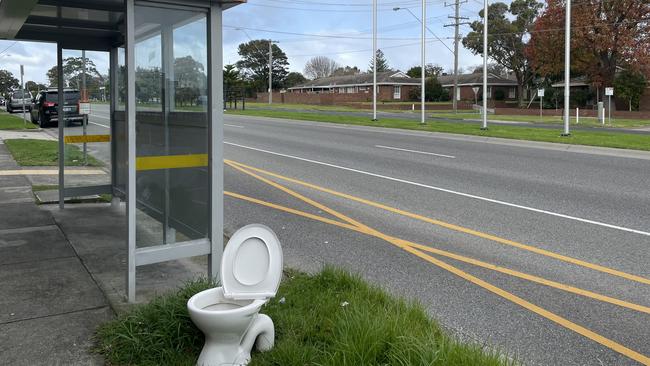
[30,89,83,128]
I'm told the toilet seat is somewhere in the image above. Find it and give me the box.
[221,224,283,300]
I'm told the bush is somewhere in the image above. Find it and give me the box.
[494,89,506,101]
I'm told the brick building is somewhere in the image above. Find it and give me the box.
[438,73,519,103]
[286,71,420,103]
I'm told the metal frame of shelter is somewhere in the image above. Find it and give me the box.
[0,0,244,303]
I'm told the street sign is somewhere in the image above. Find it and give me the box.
[79,102,91,115]
[605,87,614,96]
[537,88,545,97]
[472,87,480,94]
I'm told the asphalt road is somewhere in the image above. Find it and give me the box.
[28,104,650,365]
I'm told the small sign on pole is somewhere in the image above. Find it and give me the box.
[537,89,545,97]
[79,102,91,115]
[605,87,613,125]
[472,87,480,106]
[538,89,544,121]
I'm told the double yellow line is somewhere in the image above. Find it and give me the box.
[224,159,650,365]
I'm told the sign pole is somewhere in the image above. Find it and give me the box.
[608,95,611,125]
[20,65,25,128]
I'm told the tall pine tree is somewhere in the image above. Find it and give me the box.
[369,49,390,73]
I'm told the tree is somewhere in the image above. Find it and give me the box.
[331,66,361,76]
[527,0,650,101]
[174,56,206,106]
[236,40,289,92]
[472,63,508,76]
[463,0,542,106]
[368,49,389,73]
[25,81,47,95]
[614,70,647,111]
[47,57,102,87]
[283,72,307,88]
[224,64,241,90]
[304,56,339,79]
[408,77,446,102]
[0,69,19,98]
[406,64,444,78]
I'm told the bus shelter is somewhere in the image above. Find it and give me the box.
[0,0,244,302]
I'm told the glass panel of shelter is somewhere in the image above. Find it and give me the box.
[133,4,209,248]
[57,49,112,201]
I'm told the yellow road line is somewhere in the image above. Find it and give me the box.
[225,190,650,315]
[0,169,105,176]
[136,154,208,171]
[226,161,370,230]
[226,159,650,286]
[64,134,111,144]
[225,164,650,365]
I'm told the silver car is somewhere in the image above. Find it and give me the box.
[6,90,32,113]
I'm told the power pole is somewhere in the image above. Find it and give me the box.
[268,40,273,105]
[421,0,426,125]
[445,0,469,114]
[562,0,571,136]
[372,0,378,121]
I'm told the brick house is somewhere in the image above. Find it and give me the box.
[438,73,519,103]
[286,71,420,102]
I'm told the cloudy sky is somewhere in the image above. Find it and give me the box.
[0,0,490,85]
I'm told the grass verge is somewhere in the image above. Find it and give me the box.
[4,139,102,166]
[0,111,37,130]
[96,267,513,366]
[228,109,650,151]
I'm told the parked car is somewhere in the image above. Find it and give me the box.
[6,90,32,113]
[0,96,5,106]
[30,89,83,128]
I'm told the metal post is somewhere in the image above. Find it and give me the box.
[81,50,86,101]
[268,40,272,105]
[608,95,611,125]
[421,0,426,124]
[540,95,543,122]
[481,0,488,130]
[372,0,377,121]
[109,48,118,207]
[57,45,64,209]
[562,0,571,136]
[208,3,224,281]
[126,0,136,303]
[83,114,87,165]
[20,65,25,127]
[576,107,579,124]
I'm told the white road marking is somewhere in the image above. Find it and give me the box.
[89,114,110,120]
[224,141,650,237]
[375,145,455,159]
[89,121,110,128]
[224,124,244,128]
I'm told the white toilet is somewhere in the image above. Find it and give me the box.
[187,224,283,366]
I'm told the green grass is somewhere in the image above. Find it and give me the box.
[0,111,37,130]
[432,112,650,128]
[4,139,103,166]
[96,268,513,366]
[246,102,363,112]
[228,109,650,151]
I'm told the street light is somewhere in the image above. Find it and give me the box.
[562,0,571,136]
[393,4,429,125]
[481,0,488,130]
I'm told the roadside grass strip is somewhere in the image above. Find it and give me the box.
[224,159,650,365]
[96,269,510,366]
[227,110,650,151]
[4,139,102,166]
[0,111,37,130]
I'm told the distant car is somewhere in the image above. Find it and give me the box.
[0,97,5,106]
[30,89,83,128]
[6,90,32,113]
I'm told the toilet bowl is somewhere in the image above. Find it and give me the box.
[187,224,283,366]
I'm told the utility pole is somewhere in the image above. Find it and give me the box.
[562,0,571,136]
[420,0,426,124]
[481,0,488,130]
[372,0,377,121]
[445,0,469,114]
[268,40,273,105]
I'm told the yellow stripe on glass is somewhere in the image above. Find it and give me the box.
[64,134,111,144]
[136,154,208,171]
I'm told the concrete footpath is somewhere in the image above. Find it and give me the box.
[0,140,112,365]
[0,135,209,365]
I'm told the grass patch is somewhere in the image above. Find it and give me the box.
[0,111,37,130]
[228,109,650,151]
[431,112,650,128]
[96,268,513,366]
[4,139,102,166]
